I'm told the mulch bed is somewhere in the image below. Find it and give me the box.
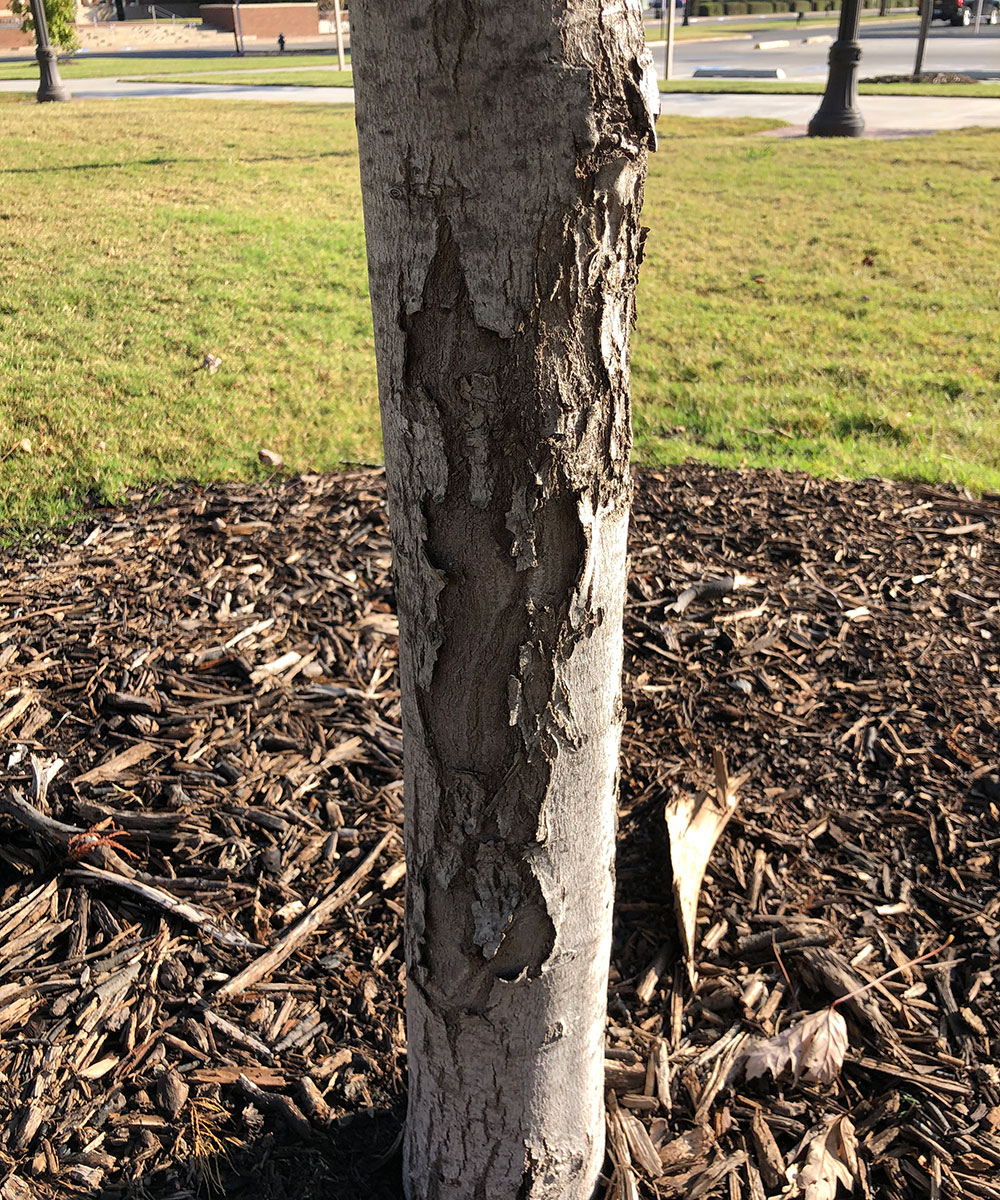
[0,463,998,1200]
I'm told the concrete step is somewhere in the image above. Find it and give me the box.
[76,21,241,49]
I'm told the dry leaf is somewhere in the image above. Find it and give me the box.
[744,1032,793,1083]
[16,438,32,454]
[258,448,284,469]
[665,747,742,983]
[744,1007,848,1086]
[788,1115,858,1199]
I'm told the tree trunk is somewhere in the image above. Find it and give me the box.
[350,5,655,1197]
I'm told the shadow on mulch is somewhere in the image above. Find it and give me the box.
[99,1110,404,1200]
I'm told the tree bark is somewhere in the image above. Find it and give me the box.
[350,5,656,1197]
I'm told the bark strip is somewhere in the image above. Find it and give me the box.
[351,4,655,1196]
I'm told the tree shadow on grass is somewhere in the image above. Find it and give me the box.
[0,150,353,176]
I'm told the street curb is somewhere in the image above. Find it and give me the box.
[645,35,752,45]
[693,66,787,77]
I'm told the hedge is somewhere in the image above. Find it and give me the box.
[692,0,914,12]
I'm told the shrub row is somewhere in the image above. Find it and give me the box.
[695,0,910,13]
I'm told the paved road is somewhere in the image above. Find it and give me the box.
[650,17,1000,78]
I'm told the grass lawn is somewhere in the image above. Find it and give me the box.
[130,68,355,87]
[0,101,376,531]
[123,71,1000,98]
[635,125,999,487]
[0,101,997,534]
[0,52,350,82]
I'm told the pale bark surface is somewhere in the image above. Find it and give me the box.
[350,4,656,1197]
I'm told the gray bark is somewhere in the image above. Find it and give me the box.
[350,4,655,1197]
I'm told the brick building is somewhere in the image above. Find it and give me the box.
[200,2,319,38]
[0,6,32,48]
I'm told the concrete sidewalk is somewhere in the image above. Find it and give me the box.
[657,91,1000,131]
[2,77,999,132]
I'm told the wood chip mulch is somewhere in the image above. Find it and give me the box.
[0,463,998,1200]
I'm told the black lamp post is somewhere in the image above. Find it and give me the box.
[808,0,864,137]
[28,0,71,103]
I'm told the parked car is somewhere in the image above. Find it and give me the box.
[933,0,999,24]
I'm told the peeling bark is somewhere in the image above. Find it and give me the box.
[350,4,654,1197]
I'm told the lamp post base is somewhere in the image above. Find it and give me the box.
[36,47,71,102]
[808,20,863,138]
[807,107,865,138]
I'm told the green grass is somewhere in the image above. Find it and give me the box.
[0,52,350,81]
[0,101,998,534]
[4,53,995,98]
[130,67,354,87]
[659,78,1000,97]
[0,101,377,531]
[634,125,1000,487]
[130,72,1000,97]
